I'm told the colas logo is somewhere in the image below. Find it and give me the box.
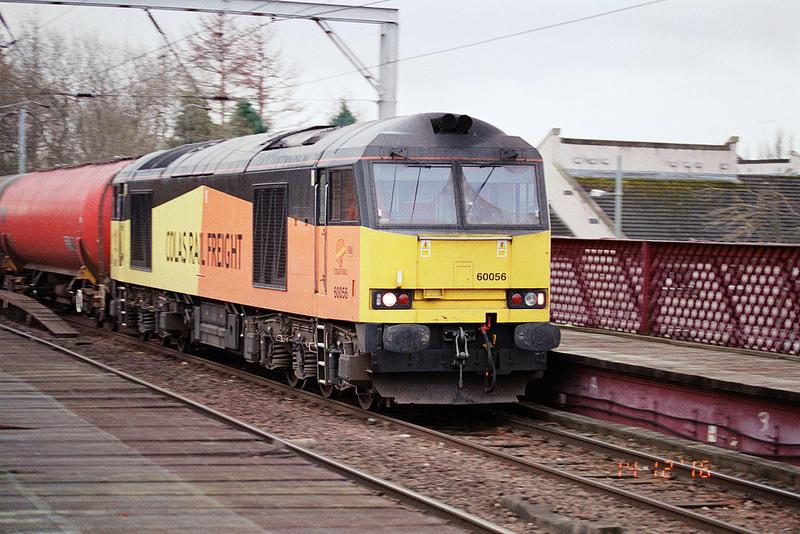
[334,238,349,275]
[335,239,347,268]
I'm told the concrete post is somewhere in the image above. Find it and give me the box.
[615,155,623,238]
[18,108,26,174]
[378,22,399,119]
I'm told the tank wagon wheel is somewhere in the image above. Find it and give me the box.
[159,336,172,348]
[356,389,381,411]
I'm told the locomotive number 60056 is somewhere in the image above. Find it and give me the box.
[476,272,507,281]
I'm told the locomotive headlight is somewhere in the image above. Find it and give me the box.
[524,292,537,307]
[382,292,398,307]
[372,290,413,309]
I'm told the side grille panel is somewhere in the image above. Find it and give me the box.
[253,184,288,289]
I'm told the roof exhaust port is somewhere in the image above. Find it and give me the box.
[431,114,473,134]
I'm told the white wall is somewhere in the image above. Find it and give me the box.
[739,152,800,175]
[554,137,739,177]
[539,129,616,238]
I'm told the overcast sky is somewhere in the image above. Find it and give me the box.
[1,0,798,157]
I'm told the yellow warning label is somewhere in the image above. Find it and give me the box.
[496,240,508,257]
[420,240,432,258]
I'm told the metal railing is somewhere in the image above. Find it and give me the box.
[551,238,800,355]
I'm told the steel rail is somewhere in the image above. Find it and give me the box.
[62,318,762,533]
[501,405,800,509]
[0,322,511,534]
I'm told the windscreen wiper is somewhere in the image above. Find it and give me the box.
[389,150,433,168]
[465,166,497,217]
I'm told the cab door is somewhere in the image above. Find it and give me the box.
[315,170,328,295]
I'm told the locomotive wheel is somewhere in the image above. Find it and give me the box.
[159,336,172,348]
[176,337,192,354]
[357,390,380,411]
[284,368,304,388]
[319,383,337,399]
[94,309,105,328]
[139,331,151,341]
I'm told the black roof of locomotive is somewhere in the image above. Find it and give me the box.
[113,113,540,183]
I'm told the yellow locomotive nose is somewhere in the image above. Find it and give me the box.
[417,235,510,289]
[360,230,552,325]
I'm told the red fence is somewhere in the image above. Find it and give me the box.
[550,238,800,356]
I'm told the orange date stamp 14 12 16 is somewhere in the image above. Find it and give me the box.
[616,458,712,479]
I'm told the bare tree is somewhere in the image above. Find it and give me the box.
[760,128,796,159]
[0,13,301,173]
[0,19,185,172]
[706,188,800,243]
[184,14,299,133]
[184,13,251,125]
[233,22,299,129]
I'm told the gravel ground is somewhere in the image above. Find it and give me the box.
[6,318,782,533]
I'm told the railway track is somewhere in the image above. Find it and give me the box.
[50,317,800,532]
[501,405,800,507]
[0,321,512,534]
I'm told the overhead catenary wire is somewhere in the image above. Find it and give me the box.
[284,0,671,89]
[143,8,206,99]
[2,0,670,121]
[87,0,393,104]
[0,90,376,103]
[91,0,391,79]
[0,9,15,43]
[1,6,76,48]
[0,1,393,110]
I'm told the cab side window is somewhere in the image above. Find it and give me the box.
[112,185,124,220]
[328,169,358,223]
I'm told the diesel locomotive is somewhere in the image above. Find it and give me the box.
[0,112,560,407]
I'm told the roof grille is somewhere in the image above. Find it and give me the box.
[138,141,219,170]
[261,126,335,151]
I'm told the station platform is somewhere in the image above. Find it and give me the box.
[538,328,800,463]
[0,290,78,337]
[556,328,800,402]
[0,328,462,533]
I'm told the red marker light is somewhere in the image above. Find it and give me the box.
[511,293,523,306]
[397,293,410,306]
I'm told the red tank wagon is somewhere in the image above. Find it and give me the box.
[0,160,131,308]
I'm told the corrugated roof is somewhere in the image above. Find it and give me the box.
[575,175,800,244]
[549,207,573,237]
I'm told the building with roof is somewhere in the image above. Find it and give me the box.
[539,129,800,244]
[739,154,800,176]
